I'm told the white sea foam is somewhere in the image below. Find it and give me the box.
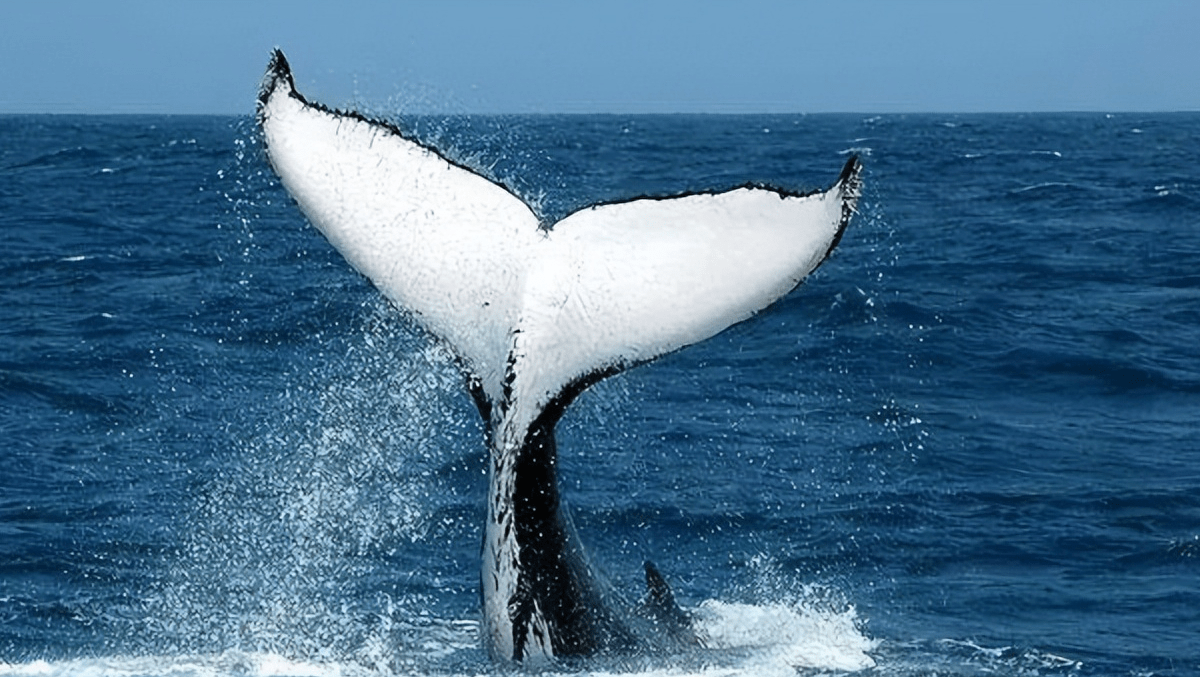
[0,652,357,677]
[694,599,877,673]
[0,598,878,677]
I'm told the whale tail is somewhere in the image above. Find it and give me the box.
[257,48,861,662]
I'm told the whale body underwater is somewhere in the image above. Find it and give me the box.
[255,49,862,663]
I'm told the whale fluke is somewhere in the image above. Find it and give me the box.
[256,48,861,663]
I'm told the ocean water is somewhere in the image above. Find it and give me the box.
[1,111,1198,677]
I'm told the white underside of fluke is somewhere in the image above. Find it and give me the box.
[257,48,861,662]
[258,58,859,434]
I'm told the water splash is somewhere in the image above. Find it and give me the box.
[695,599,876,674]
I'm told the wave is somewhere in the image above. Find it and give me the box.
[994,346,1199,395]
[1007,180,1090,195]
[0,628,1098,677]
[838,146,872,157]
[3,146,106,172]
[1124,187,1198,212]
[0,652,362,677]
[0,597,876,677]
[694,599,876,673]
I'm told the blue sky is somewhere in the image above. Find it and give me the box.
[1,0,1196,114]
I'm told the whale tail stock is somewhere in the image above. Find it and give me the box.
[256,49,862,662]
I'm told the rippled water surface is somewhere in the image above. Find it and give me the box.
[1,112,1198,676]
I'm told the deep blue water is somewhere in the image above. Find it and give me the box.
[1,112,1198,677]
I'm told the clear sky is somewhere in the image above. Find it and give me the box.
[1,0,1196,115]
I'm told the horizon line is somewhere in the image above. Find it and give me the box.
[2,109,1198,117]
